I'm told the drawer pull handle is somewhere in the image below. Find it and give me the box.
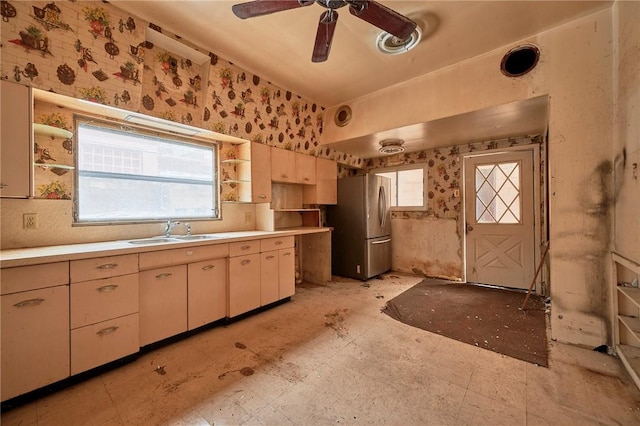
[156,273,173,279]
[241,259,251,266]
[258,194,266,199]
[241,245,251,250]
[14,298,45,307]
[304,177,310,181]
[97,284,118,293]
[275,240,283,245]
[283,252,292,256]
[266,255,276,260]
[281,174,288,179]
[186,251,194,256]
[97,326,119,336]
[97,263,118,270]
[0,183,8,189]
[201,264,215,271]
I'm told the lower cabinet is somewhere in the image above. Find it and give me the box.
[188,258,227,330]
[1,285,70,401]
[261,250,280,306]
[69,272,139,375]
[70,314,139,375]
[279,247,296,298]
[228,252,261,317]
[139,265,188,346]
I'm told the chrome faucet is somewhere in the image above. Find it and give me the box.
[164,220,180,237]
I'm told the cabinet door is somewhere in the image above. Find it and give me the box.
[271,147,296,183]
[251,142,272,203]
[228,253,261,317]
[279,248,296,298]
[1,286,69,401]
[1,81,32,198]
[303,158,337,205]
[295,153,316,185]
[261,250,279,306]
[139,265,187,346]
[188,258,227,330]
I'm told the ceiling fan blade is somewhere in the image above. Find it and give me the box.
[232,0,314,19]
[312,10,338,63]
[348,0,416,40]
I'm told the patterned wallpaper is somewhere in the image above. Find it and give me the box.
[363,135,546,219]
[1,0,364,200]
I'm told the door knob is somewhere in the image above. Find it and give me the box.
[467,224,474,232]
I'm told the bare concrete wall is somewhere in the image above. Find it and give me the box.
[321,9,616,347]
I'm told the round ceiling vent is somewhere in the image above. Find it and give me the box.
[379,139,405,155]
[501,44,540,77]
[334,105,352,127]
[376,25,422,55]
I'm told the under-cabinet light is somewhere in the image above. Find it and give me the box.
[124,114,202,136]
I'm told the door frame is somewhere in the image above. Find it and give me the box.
[461,144,544,294]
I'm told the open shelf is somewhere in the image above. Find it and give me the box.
[613,252,640,391]
[33,123,73,139]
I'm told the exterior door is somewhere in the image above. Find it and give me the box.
[464,150,535,290]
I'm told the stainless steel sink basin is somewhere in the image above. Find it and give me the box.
[128,238,177,245]
[171,235,218,240]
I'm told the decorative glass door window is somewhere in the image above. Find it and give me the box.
[475,161,521,224]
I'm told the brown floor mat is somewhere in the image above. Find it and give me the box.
[382,278,548,367]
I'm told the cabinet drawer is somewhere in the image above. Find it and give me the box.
[139,244,229,270]
[71,273,139,329]
[261,236,294,252]
[70,313,139,375]
[229,240,260,257]
[70,254,138,283]
[1,261,69,295]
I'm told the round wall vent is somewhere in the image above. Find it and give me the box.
[501,44,540,77]
[334,105,352,127]
[376,26,422,55]
[379,139,405,155]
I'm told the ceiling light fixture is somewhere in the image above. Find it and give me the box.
[379,139,405,154]
[376,25,422,55]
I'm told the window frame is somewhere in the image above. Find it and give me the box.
[73,115,220,225]
[373,164,428,211]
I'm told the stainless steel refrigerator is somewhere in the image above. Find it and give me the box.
[328,174,392,280]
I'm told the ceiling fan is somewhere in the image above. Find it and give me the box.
[231,0,417,63]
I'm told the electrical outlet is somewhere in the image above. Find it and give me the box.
[23,213,38,229]
[244,212,253,223]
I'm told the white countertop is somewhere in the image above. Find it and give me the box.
[0,227,331,268]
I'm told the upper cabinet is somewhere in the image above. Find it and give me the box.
[250,142,271,203]
[295,152,317,185]
[271,147,296,184]
[304,157,337,205]
[1,81,32,198]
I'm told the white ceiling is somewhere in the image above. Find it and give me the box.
[111,1,610,158]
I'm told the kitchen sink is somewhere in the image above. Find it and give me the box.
[128,237,177,245]
[171,235,218,240]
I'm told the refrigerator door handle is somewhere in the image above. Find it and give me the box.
[371,238,391,245]
[379,185,387,229]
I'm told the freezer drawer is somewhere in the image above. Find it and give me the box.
[365,236,392,279]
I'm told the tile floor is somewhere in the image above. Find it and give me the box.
[2,274,640,425]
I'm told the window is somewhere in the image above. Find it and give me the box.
[75,118,219,223]
[375,165,426,210]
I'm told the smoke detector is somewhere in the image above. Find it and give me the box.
[376,25,422,55]
[378,139,405,154]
